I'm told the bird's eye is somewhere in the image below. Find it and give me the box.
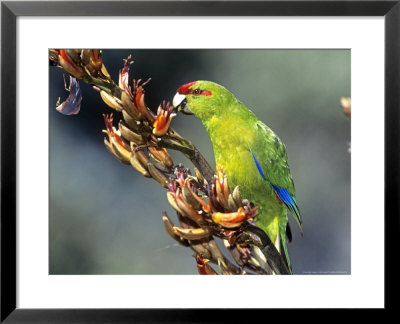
[193,88,201,95]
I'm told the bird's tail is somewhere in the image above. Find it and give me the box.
[276,217,292,274]
[280,230,292,274]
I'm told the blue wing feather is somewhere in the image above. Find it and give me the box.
[270,183,302,227]
[251,151,266,179]
[251,151,302,227]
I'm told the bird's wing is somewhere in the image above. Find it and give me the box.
[251,121,302,228]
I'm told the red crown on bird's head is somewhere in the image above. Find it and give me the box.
[177,81,212,97]
[177,81,197,94]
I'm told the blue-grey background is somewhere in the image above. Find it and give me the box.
[49,49,351,275]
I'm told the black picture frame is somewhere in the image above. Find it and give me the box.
[1,0,398,321]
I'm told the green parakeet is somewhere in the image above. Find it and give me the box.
[173,80,302,272]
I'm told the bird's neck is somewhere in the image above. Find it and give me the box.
[202,103,257,166]
[204,100,256,131]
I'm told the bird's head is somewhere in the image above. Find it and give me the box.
[172,80,235,121]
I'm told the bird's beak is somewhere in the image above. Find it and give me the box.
[173,92,193,115]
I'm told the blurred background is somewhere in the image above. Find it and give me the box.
[49,49,351,275]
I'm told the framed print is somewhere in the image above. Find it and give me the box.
[1,0,398,321]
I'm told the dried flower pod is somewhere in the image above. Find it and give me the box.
[101,64,111,79]
[130,151,150,177]
[80,49,91,65]
[119,55,134,97]
[119,122,145,144]
[88,50,103,74]
[121,91,141,120]
[185,184,212,214]
[189,242,212,260]
[215,170,230,210]
[209,184,224,212]
[232,186,242,208]
[174,191,205,225]
[223,239,245,267]
[147,162,169,188]
[228,194,240,212]
[49,49,59,63]
[66,49,82,65]
[130,143,149,166]
[166,190,204,225]
[212,207,247,229]
[182,183,201,210]
[148,146,173,168]
[213,205,258,229]
[167,191,183,214]
[196,254,218,275]
[222,175,230,201]
[215,181,229,210]
[177,212,199,230]
[194,167,207,187]
[103,137,118,158]
[134,86,155,122]
[104,140,129,165]
[103,121,123,163]
[103,114,131,164]
[148,156,172,173]
[100,90,123,112]
[162,213,190,247]
[173,226,211,240]
[122,110,142,132]
[111,137,131,164]
[58,50,84,79]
